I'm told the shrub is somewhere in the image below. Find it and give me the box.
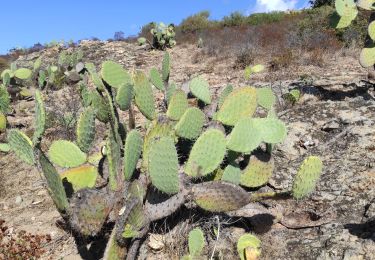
[179,11,211,34]
[222,11,247,27]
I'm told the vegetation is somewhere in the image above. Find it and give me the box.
[0,51,323,259]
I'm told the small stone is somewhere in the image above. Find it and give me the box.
[148,234,164,251]
[15,195,23,204]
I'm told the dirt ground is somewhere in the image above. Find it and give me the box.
[0,41,374,259]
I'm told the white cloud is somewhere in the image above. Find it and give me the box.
[249,0,298,13]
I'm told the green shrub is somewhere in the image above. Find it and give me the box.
[179,11,211,34]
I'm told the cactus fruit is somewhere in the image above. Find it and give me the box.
[149,137,180,194]
[14,68,32,80]
[116,82,134,111]
[240,155,274,188]
[101,61,131,89]
[185,129,226,177]
[216,87,257,126]
[189,76,212,104]
[221,164,241,185]
[174,107,205,140]
[48,140,87,168]
[192,181,250,212]
[38,152,69,212]
[218,84,233,108]
[149,68,164,91]
[292,156,323,199]
[60,165,98,192]
[123,130,143,180]
[166,90,188,120]
[188,228,205,258]
[0,85,10,113]
[32,90,46,145]
[162,51,170,82]
[227,118,262,153]
[0,113,6,131]
[256,87,276,110]
[237,234,261,260]
[134,71,156,120]
[8,129,35,165]
[76,107,96,153]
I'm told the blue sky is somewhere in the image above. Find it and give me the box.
[1,0,309,54]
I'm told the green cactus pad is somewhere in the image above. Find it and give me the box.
[359,47,375,68]
[123,130,143,181]
[166,82,177,104]
[369,21,375,41]
[292,156,323,199]
[0,113,6,131]
[251,64,265,73]
[216,87,257,126]
[221,164,241,185]
[1,69,13,79]
[14,68,32,80]
[76,107,96,153]
[189,76,212,104]
[185,129,226,177]
[162,51,170,82]
[8,130,34,165]
[60,165,98,192]
[90,91,110,123]
[256,87,276,110]
[175,107,205,140]
[237,234,261,260]
[142,118,175,171]
[335,0,358,18]
[32,90,46,145]
[188,228,205,257]
[0,143,10,152]
[254,118,287,144]
[122,200,145,238]
[101,61,131,89]
[240,155,274,188]
[33,57,41,71]
[149,137,180,194]
[85,63,105,91]
[2,72,10,87]
[116,82,134,111]
[149,68,164,90]
[227,118,262,153]
[166,90,188,120]
[48,140,87,168]
[39,152,69,212]
[134,71,156,120]
[192,181,250,212]
[218,84,233,108]
[106,129,121,190]
[357,0,375,10]
[0,85,11,114]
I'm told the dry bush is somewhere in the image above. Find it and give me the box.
[269,50,295,71]
[0,57,9,74]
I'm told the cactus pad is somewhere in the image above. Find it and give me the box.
[185,129,226,177]
[0,113,6,131]
[134,71,156,120]
[0,85,10,113]
[76,107,96,153]
[240,155,274,188]
[369,21,375,41]
[257,87,276,110]
[116,82,134,111]
[101,61,131,89]
[149,137,180,194]
[162,51,170,82]
[14,68,32,80]
[237,234,261,260]
[359,47,375,68]
[106,129,121,190]
[254,118,287,144]
[8,130,34,165]
[174,107,205,140]
[292,156,323,199]
[189,76,211,104]
[60,165,98,192]
[38,152,68,212]
[123,130,143,180]
[32,90,46,145]
[188,228,205,257]
[166,90,188,120]
[0,143,10,152]
[149,68,164,90]
[216,87,257,126]
[218,84,233,108]
[166,82,177,104]
[192,181,250,212]
[221,164,241,185]
[227,118,262,153]
[48,140,87,168]
[335,0,358,18]
[90,91,110,123]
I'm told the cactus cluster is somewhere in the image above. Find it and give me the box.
[4,52,323,259]
[333,0,375,67]
[138,22,176,50]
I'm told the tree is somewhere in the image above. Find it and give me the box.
[309,0,334,8]
[113,31,125,41]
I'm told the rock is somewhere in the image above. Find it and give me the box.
[148,234,164,251]
[15,195,23,204]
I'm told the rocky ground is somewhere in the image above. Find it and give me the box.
[0,41,374,259]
